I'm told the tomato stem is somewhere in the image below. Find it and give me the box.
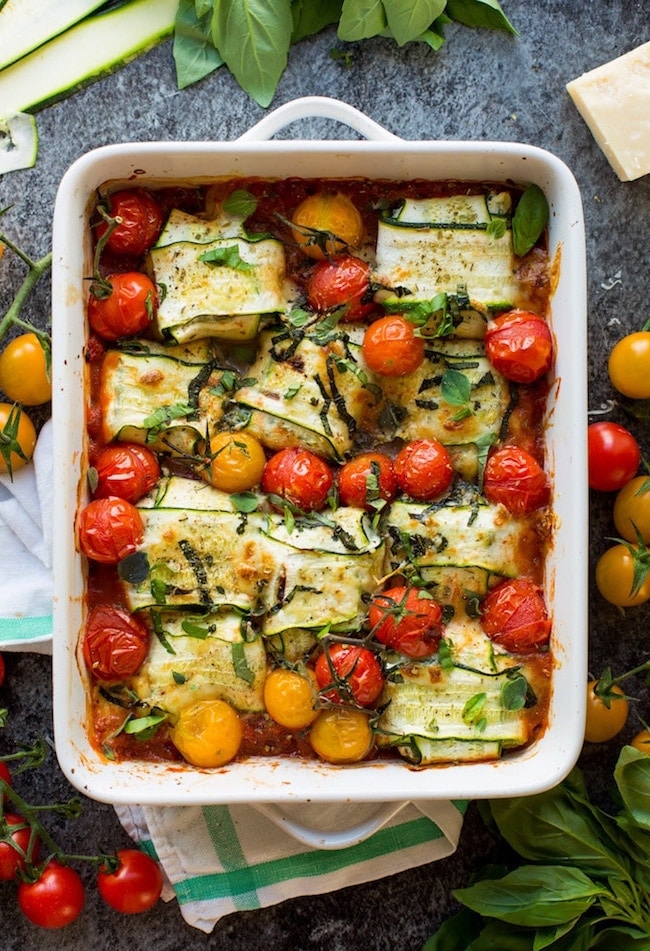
[0,230,52,344]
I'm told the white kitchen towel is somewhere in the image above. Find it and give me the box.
[116,799,466,933]
[0,418,53,652]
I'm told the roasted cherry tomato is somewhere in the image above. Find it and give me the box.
[18,860,85,929]
[309,707,373,763]
[0,333,51,405]
[483,445,550,516]
[608,331,650,399]
[393,438,454,501]
[480,577,551,653]
[315,643,384,707]
[203,431,267,493]
[0,813,37,881]
[97,849,163,915]
[262,447,334,512]
[584,681,629,743]
[171,699,243,767]
[368,585,444,659]
[76,496,144,564]
[0,402,36,475]
[630,729,650,753]
[93,442,160,503]
[588,422,641,492]
[305,254,374,320]
[88,272,157,341]
[83,604,150,681]
[263,667,319,730]
[361,315,425,377]
[613,476,650,544]
[290,192,364,260]
[595,543,650,607]
[337,452,396,510]
[484,309,553,383]
[96,188,164,257]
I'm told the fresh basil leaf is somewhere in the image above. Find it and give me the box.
[591,924,650,949]
[211,0,294,107]
[614,746,650,832]
[382,0,446,46]
[180,619,211,638]
[419,22,448,52]
[194,0,213,16]
[501,673,528,711]
[118,551,150,585]
[123,713,167,737]
[460,918,538,949]
[445,0,517,35]
[462,691,487,725]
[441,368,471,405]
[454,865,604,926]
[223,188,257,219]
[174,0,223,90]
[291,0,342,42]
[232,641,255,683]
[421,905,484,950]
[172,671,187,684]
[338,0,387,41]
[199,244,254,271]
[512,184,549,257]
[230,491,260,513]
[486,217,507,239]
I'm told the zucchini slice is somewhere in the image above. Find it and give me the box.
[374,192,518,310]
[130,611,267,716]
[99,338,225,454]
[0,112,37,172]
[0,0,177,118]
[0,0,107,71]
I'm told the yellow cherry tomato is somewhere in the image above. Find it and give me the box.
[170,699,243,767]
[309,707,373,764]
[202,431,266,493]
[613,476,650,544]
[263,667,319,730]
[0,333,51,406]
[608,331,650,399]
[0,403,37,475]
[595,543,650,607]
[630,729,650,753]
[290,192,364,260]
[584,681,629,743]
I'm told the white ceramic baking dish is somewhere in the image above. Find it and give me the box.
[51,97,588,834]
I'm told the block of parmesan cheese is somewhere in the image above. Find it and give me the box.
[566,41,650,182]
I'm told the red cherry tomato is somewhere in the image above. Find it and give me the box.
[76,496,144,563]
[394,438,454,500]
[483,446,550,516]
[368,585,444,658]
[261,447,334,512]
[83,604,150,682]
[93,443,160,503]
[306,255,374,320]
[96,188,164,256]
[361,315,425,377]
[87,272,157,341]
[18,860,85,929]
[314,643,385,707]
[587,422,641,492]
[0,813,37,881]
[484,309,554,383]
[98,849,163,915]
[480,577,551,653]
[338,452,397,510]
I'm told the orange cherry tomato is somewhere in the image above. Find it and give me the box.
[171,699,243,767]
[263,668,320,730]
[0,402,37,476]
[309,707,373,763]
[0,333,51,405]
[361,315,425,377]
[584,681,629,743]
[203,432,267,493]
[290,192,364,260]
[608,331,650,399]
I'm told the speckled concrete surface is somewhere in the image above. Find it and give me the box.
[0,2,649,948]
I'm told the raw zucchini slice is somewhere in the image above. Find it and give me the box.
[234,328,379,461]
[130,611,267,716]
[148,227,294,343]
[0,0,107,71]
[0,112,37,172]
[99,338,225,454]
[374,192,518,310]
[0,0,177,118]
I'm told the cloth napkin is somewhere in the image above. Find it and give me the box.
[0,420,466,930]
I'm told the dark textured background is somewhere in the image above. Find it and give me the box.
[0,2,649,947]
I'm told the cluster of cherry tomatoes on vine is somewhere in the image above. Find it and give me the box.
[586,327,650,748]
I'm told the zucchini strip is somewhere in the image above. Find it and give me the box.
[0,0,108,71]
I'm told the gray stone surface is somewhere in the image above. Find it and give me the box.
[0,1,649,947]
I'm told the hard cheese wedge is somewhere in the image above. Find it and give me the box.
[567,41,650,182]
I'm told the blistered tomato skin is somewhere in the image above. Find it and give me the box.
[483,445,550,516]
[203,431,267,493]
[87,272,157,341]
[290,192,364,260]
[338,452,397,510]
[480,577,551,653]
[368,586,444,659]
[361,315,425,377]
[93,443,160,503]
[314,643,385,707]
[263,668,319,730]
[309,707,373,763]
[484,309,553,383]
[83,604,150,681]
[96,188,164,257]
[262,447,334,512]
[587,422,641,492]
[393,439,454,501]
[306,255,374,320]
[76,496,144,564]
[171,699,243,767]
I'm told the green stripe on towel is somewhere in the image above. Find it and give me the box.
[0,614,52,641]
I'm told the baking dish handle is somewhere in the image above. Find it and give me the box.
[251,800,409,850]
[236,96,401,143]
